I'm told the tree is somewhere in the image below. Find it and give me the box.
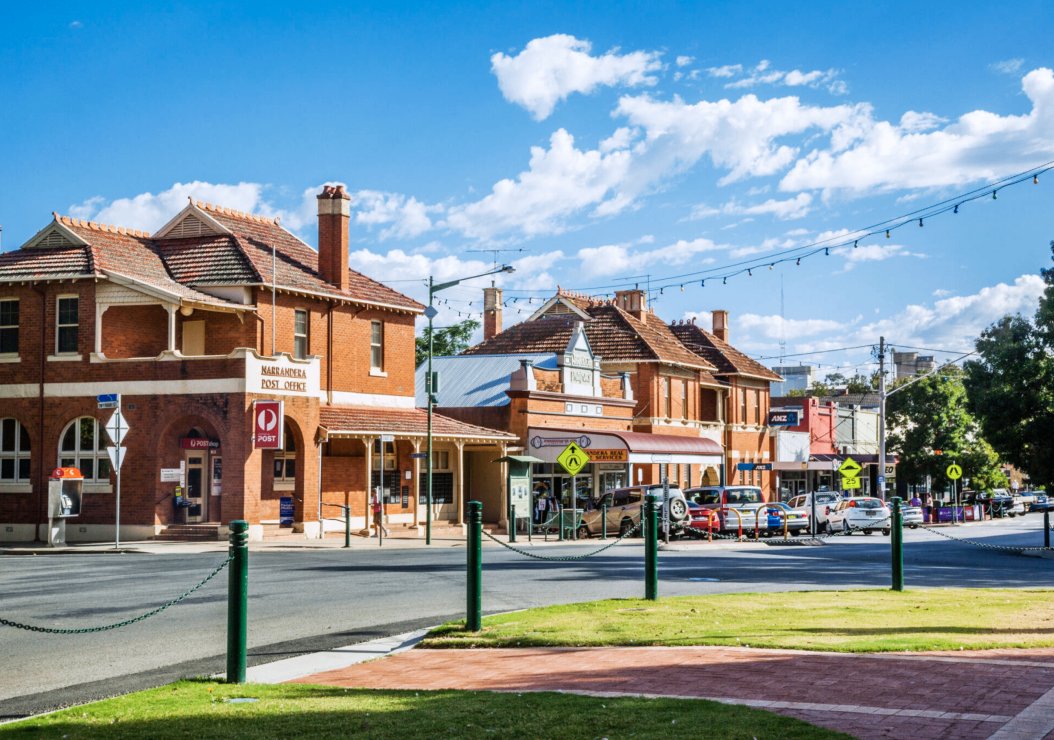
[415,318,481,367]
[885,365,1006,493]
[964,242,1054,490]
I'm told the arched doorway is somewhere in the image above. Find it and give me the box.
[155,417,223,525]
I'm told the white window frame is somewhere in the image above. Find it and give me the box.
[0,417,31,486]
[431,450,451,471]
[58,416,111,488]
[56,295,79,355]
[293,309,308,360]
[0,299,18,358]
[370,320,384,373]
[273,422,296,491]
[372,440,397,471]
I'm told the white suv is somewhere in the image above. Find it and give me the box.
[787,492,842,531]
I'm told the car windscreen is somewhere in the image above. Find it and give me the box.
[693,491,722,505]
[815,494,838,504]
[856,499,884,509]
[727,488,762,505]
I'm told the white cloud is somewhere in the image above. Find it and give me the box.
[576,236,722,278]
[861,274,1046,349]
[69,20,83,29]
[714,60,845,94]
[68,181,267,233]
[444,128,632,239]
[834,242,925,271]
[692,193,813,221]
[491,34,662,120]
[781,68,1054,194]
[738,313,846,340]
[991,58,1024,75]
[933,288,952,298]
[349,190,438,240]
[675,55,694,68]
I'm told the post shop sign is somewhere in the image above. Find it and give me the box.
[253,400,284,450]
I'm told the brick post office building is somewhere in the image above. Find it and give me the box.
[0,186,513,542]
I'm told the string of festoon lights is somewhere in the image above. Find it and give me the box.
[489,160,1054,305]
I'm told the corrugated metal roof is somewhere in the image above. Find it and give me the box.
[415,353,557,408]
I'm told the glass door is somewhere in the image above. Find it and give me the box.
[185,455,206,523]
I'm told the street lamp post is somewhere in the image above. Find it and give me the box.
[425,264,514,545]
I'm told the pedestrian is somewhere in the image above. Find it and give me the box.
[534,482,549,524]
[909,493,922,507]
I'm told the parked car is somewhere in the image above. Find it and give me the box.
[579,485,690,538]
[898,503,924,528]
[1017,490,1037,510]
[759,501,810,536]
[826,497,891,535]
[684,485,765,531]
[1028,492,1051,513]
[787,491,842,531]
[685,500,720,534]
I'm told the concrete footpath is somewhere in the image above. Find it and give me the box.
[259,633,1054,740]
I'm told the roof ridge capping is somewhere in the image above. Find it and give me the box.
[53,213,151,238]
[192,199,281,225]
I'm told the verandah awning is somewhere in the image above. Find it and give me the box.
[527,427,723,466]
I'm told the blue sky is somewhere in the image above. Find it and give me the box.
[3,1,1054,378]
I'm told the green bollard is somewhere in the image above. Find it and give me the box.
[509,504,516,544]
[466,501,483,631]
[344,505,351,548]
[644,492,659,601]
[891,497,904,592]
[226,520,249,683]
[601,503,607,540]
[1045,511,1050,549]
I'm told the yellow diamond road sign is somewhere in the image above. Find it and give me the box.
[838,456,862,478]
[947,463,963,481]
[556,442,590,476]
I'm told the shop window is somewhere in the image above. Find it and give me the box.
[0,418,30,482]
[370,320,384,372]
[372,439,396,471]
[430,450,450,470]
[58,417,110,483]
[0,299,18,355]
[56,296,79,354]
[293,310,308,359]
[419,471,454,504]
[273,423,296,489]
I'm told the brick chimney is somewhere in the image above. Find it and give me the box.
[614,289,647,323]
[316,185,351,291]
[483,286,502,340]
[712,309,729,342]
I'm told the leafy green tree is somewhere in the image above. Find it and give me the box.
[964,242,1054,490]
[886,365,1006,493]
[415,319,481,367]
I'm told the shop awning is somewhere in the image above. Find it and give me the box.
[493,455,546,464]
[527,427,723,466]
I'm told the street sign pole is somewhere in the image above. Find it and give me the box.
[113,396,122,550]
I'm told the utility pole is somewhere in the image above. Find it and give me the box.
[878,336,887,502]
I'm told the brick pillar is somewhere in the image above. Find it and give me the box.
[483,287,502,340]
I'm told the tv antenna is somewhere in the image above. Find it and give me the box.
[466,248,526,270]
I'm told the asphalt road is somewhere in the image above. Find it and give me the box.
[1,517,1051,718]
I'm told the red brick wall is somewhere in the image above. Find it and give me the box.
[102,305,168,358]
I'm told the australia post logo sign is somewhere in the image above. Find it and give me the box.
[253,400,284,450]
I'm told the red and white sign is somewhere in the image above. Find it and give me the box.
[181,437,221,450]
[253,400,284,449]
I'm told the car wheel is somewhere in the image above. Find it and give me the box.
[825,521,833,535]
[882,528,891,536]
[619,518,634,537]
[864,529,873,535]
[577,525,590,540]
[669,498,687,521]
[909,524,918,529]
[842,520,851,535]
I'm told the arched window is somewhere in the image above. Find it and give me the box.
[0,418,30,483]
[273,422,296,488]
[58,417,111,483]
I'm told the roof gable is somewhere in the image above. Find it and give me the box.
[153,203,232,239]
[670,322,782,381]
[21,219,89,250]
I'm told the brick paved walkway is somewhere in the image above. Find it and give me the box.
[293,646,1054,739]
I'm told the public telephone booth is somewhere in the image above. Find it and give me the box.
[48,467,84,546]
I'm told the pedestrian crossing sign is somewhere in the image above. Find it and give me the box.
[556,442,590,476]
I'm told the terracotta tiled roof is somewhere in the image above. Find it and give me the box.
[319,406,516,440]
[670,323,782,381]
[199,204,423,311]
[0,244,93,280]
[465,299,719,374]
[158,235,260,285]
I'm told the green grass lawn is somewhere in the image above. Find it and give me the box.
[424,588,1054,652]
[0,681,846,739]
